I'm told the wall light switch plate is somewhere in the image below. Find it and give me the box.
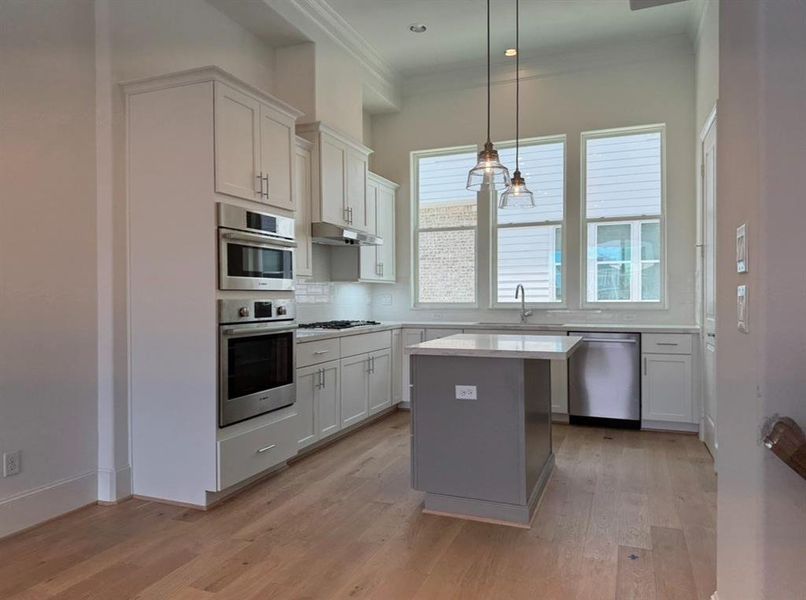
[455,385,477,400]
[737,284,748,333]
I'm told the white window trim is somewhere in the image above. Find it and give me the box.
[580,124,669,309]
[490,134,567,309]
[410,145,480,309]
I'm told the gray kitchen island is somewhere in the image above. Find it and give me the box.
[406,333,583,528]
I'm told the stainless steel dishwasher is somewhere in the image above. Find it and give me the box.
[568,331,641,428]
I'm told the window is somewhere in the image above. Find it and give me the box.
[583,126,664,303]
[493,138,565,304]
[413,148,478,305]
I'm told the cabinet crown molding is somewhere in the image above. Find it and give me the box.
[120,65,304,121]
[368,171,399,190]
[296,121,373,156]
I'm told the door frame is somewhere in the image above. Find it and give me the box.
[698,103,718,462]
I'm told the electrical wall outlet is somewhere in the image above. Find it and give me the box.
[455,385,477,400]
[3,450,21,477]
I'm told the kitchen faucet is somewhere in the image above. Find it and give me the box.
[515,284,532,323]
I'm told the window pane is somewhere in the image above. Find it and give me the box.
[641,221,660,260]
[596,224,631,261]
[418,230,475,303]
[418,152,478,228]
[641,262,661,301]
[497,141,564,224]
[554,227,563,301]
[586,131,662,219]
[597,263,631,301]
[497,226,560,303]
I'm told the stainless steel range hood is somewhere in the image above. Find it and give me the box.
[311,222,383,246]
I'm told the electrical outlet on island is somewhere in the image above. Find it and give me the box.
[3,450,21,477]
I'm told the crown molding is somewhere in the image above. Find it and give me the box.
[288,0,399,88]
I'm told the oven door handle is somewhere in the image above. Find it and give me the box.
[221,230,297,248]
[222,324,298,337]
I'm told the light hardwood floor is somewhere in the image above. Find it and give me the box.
[0,410,716,599]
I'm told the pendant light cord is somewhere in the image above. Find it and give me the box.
[486,0,491,145]
[515,0,520,173]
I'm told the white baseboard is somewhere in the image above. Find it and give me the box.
[97,466,132,503]
[0,471,97,539]
[641,420,700,433]
[398,401,411,410]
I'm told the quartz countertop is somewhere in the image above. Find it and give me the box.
[295,321,698,343]
[405,333,583,360]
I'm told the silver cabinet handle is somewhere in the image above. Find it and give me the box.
[581,338,638,344]
[262,173,269,199]
[313,350,329,355]
[348,206,354,224]
[321,368,326,389]
[655,342,679,346]
[257,444,276,454]
[643,356,648,376]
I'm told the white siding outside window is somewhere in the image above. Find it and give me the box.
[583,126,665,303]
[493,138,565,304]
[413,148,478,306]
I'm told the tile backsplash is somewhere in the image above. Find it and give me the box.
[295,280,373,322]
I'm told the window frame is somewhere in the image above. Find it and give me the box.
[410,145,480,309]
[490,134,568,309]
[580,124,668,308]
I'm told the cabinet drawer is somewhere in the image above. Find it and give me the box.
[217,413,297,490]
[297,338,341,367]
[642,334,692,355]
[341,330,392,357]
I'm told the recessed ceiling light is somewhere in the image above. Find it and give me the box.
[409,23,427,33]
[505,48,517,57]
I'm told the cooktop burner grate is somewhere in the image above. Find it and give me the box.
[298,320,382,330]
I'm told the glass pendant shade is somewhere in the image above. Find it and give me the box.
[467,141,511,191]
[499,170,535,208]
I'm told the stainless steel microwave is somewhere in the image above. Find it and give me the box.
[217,203,295,291]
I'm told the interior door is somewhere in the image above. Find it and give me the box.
[701,115,718,459]
[214,82,260,201]
[340,354,369,427]
[259,104,293,210]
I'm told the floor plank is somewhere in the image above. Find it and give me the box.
[0,411,716,599]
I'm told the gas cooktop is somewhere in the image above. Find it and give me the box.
[298,320,382,330]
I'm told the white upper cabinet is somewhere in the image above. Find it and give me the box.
[297,122,373,233]
[214,80,299,210]
[214,83,260,201]
[359,173,398,283]
[294,137,313,278]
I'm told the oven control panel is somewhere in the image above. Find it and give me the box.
[219,298,295,324]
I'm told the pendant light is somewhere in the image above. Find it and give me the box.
[467,0,510,192]
[499,0,535,208]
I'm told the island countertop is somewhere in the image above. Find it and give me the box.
[405,333,583,360]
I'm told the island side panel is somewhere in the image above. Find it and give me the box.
[523,359,553,496]
[410,355,526,506]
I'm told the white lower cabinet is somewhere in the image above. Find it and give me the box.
[642,353,694,424]
[368,349,392,415]
[296,359,342,450]
[341,354,370,427]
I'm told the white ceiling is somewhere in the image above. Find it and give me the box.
[325,0,701,77]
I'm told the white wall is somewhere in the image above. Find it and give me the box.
[717,1,806,598]
[0,0,99,536]
[370,36,697,326]
[695,0,719,132]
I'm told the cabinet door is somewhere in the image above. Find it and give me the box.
[377,184,396,282]
[359,179,379,281]
[368,349,392,415]
[259,104,293,211]
[391,329,403,405]
[296,366,318,449]
[320,135,347,226]
[318,360,341,438]
[346,149,368,231]
[214,82,260,201]
[642,354,694,423]
[402,329,425,404]
[340,354,369,427]
[294,143,313,277]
